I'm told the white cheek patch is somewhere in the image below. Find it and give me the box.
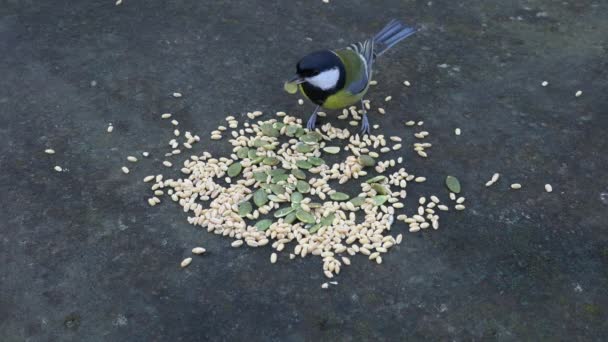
[306,68,340,90]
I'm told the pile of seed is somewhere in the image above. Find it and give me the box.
[142,109,464,278]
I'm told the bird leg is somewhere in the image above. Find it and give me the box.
[360,100,371,135]
[306,105,320,131]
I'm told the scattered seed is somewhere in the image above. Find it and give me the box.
[405,120,416,126]
[161,113,172,119]
[121,166,129,174]
[142,152,150,157]
[455,128,461,135]
[384,96,392,102]
[173,92,182,98]
[511,183,522,189]
[45,149,56,154]
[545,184,553,193]
[575,90,582,97]
[445,176,461,193]
[270,253,277,264]
[403,80,411,86]
[180,257,192,268]
[127,156,138,162]
[370,80,378,85]
[455,204,466,211]
[231,240,243,247]
[163,161,172,167]
[54,165,63,172]
[192,247,206,255]
[541,81,548,87]
[378,108,386,114]
[321,283,329,289]
[107,124,114,133]
[414,177,426,183]
[298,99,304,105]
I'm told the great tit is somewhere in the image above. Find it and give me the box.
[284,20,417,134]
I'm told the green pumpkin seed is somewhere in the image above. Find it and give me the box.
[248,149,258,159]
[300,133,320,144]
[253,171,268,182]
[291,169,306,180]
[237,201,252,217]
[323,146,340,154]
[274,122,285,130]
[296,180,311,193]
[291,201,301,210]
[446,175,461,194]
[371,183,389,195]
[372,195,388,206]
[271,174,289,183]
[308,157,325,166]
[261,123,279,137]
[251,156,264,164]
[286,183,296,191]
[236,147,249,159]
[227,162,242,177]
[294,127,305,138]
[268,194,284,202]
[365,175,387,184]
[295,143,313,153]
[320,212,335,226]
[330,192,350,201]
[358,155,376,167]
[291,192,303,203]
[296,160,312,169]
[349,196,366,207]
[296,210,316,224]
[274,207,295,218]
[255,219,273,231]
[308,223,322,234]
[252,138,268,148]
[270,184,285,195]
[268,169,286,177]
[253,189,268,207]
[263,157,279,166]
[286,125,299,137]
[284,212,297,224]
[308,202,322,209]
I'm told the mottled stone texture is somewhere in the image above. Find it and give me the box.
[1,0,607,340]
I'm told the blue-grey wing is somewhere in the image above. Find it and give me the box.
[345,40,373,94]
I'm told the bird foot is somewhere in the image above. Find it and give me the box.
[306,113,318,131]
[360,113,371,135]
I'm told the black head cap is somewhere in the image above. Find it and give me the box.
[296,50,343,78]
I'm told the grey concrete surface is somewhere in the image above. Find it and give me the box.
[1,0,607,340]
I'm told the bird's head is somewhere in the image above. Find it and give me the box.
[286,50,344,92]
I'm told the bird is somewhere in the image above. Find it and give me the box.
[284,20,417,134]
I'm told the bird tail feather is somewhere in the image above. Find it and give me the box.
[373,20,417,57]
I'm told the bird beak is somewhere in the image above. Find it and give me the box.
[287,75,305,84]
